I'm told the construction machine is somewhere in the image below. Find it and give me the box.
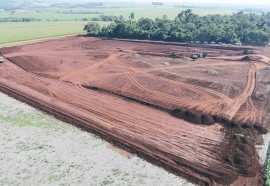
[190,51,207,60]
[0,56,4,63]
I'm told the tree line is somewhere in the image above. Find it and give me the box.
[91,15,125,22]
[60,11,102,14]
[84,9,270,45]
[0,17,41,22]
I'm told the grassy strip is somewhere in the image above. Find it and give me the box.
[0,113,54,127]
[265,143,270,185]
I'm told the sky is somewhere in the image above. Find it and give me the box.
[42,0,270,4]
[137,0,270,4]
[3,0,270,6]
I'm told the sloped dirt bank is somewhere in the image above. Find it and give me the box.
[0,72,262,186]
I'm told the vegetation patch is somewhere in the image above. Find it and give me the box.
[84,9,270,45]
[0,113,54,127]
[0,21,86,44]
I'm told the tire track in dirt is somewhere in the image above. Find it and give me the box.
[60,54,117,83]
[6,47,235,115]
[96,54,263,126]
[143,61,244,73]
[223,63,257,120]
[236,98,258,124]
[107,54,236,117]
[103,54,234,115]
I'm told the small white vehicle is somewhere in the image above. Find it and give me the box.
[0,56,4,63]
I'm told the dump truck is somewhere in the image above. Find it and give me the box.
[0,56,4,63]
[190,52,207,59]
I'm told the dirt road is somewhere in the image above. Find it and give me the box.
[223,64,257,120]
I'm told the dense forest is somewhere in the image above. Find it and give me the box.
[84,10,270,45]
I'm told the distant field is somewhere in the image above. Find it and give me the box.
[0,21,87,44]
[97,7,234,19]
[0,6,234,44]
[0,7,235,21]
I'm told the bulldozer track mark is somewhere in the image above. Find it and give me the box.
[81,52,231,113]
[223,63,257,120]
[60,54,117,82]
[238,98,258,124]
[106,54,233,115]
[143,61,244,73]
[7,49,233,115]
[145,70,232,105]
[108,56,191,106]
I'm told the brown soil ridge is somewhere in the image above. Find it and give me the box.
[83,83,267,136]
[104,38,254,51]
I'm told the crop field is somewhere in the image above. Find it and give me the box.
[0,7,234,21]
[98,7,234,19]
[0,21,86,44]
[0,36,270,185]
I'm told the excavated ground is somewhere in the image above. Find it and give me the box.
[0,36,270,185]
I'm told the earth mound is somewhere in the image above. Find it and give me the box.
[241,55,263,62]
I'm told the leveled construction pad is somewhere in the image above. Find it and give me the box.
[2,37,270,129]
[1,36,270,185]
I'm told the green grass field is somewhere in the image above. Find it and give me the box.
[0,21,87,44]
[0,7,234,21]
[98,7,234,19]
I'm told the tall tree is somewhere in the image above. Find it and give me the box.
[129,12,135,23]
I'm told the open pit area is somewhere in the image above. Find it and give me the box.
[1,36,270,185]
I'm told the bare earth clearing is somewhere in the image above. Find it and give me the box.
[1,36,270,185]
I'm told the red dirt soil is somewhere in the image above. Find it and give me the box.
[1,36,269,185]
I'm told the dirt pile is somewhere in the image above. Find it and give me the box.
[241,55,263,62]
